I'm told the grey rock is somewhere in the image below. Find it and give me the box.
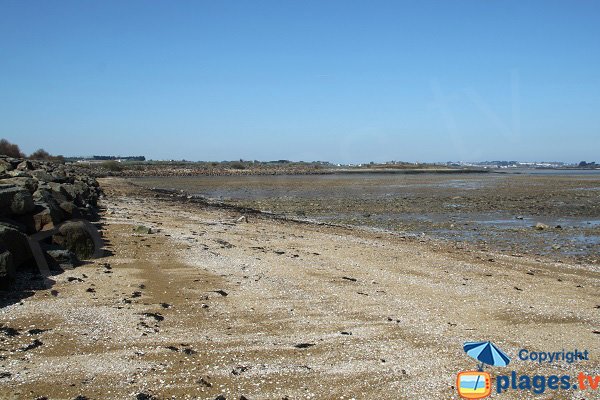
[53,221,96,259]
[16,160,34,171]
[46,248,79,270]
[32,204,63,232]
[0,159,12,174]
[0,177,38,193]
[30,169,54,182]
[7,170,32,178]
[0,186,35,215]
[58,201,81,219]
[62,182,90,206]
[133,225,152,234]
[0,245,15,285]
[33,188,65,225]
[47,182,69,198]
[0,222,32,268]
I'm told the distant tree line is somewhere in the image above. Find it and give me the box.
[578,161,598,168]
[92,155,145,161]
[0,138,64,162]
[0,139,24,158]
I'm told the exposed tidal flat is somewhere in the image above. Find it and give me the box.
[133,171,600,265]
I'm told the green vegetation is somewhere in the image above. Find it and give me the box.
[101,160,124,172]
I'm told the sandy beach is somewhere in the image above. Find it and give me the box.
[1,178,598,399]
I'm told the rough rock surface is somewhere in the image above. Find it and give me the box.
[0,155,102,287]
[53,221,96,259]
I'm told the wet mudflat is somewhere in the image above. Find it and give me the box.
[134,171,600,265]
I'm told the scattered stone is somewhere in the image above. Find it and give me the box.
[165,346,179,352]
[135,393,157,400]
[294,343,315,349]
[236,215,248,223]
[534,222,549,230]
[160,302,171,308]
[182,347,197,355]
[231,365,249,375]
[86,287,96,293]
[213,290,228,297]
[20,339,43,351]
[514,286,523,291]
[340,331,352,335]
[28,328,49,335]
[131,291,142,298]
[215,239,234,248]
[142,312,164,322]
[133,225,152,234]
[342,276,357,282]
[0,325,19,337]
[0,372,11,379]
[197,377,212,387]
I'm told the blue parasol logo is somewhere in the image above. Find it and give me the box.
[464,341,511,370]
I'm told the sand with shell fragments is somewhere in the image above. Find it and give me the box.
[0,178,598,400]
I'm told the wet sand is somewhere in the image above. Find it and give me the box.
[0,178,598,399]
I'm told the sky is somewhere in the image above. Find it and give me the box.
[1,1,598,163]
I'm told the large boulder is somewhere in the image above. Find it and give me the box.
[0,186,35,215]
[0,177,38,193]
[58,201,81,219]
[30,169,54,182]
[0,222,32,269]
[0,159,13,174]
[53,221,96,259]
[32,205,62,232]
[47,182,70,198]
[7,170,32,178]
[0,245,15,286]
[16,160,34,171]
[45,247,80,270]
[62,182,91,206]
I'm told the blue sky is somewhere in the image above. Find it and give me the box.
[1,1,598,163]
